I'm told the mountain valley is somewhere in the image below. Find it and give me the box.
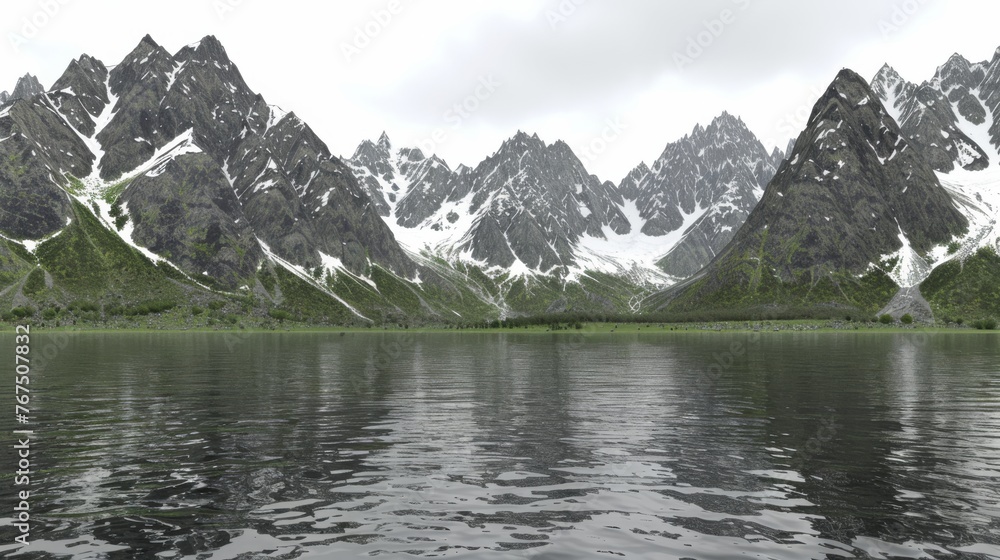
[2,36,999,327]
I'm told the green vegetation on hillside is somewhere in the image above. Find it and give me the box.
[651,260,898,320]
[2,193,996,331]
[922,246,1000,322]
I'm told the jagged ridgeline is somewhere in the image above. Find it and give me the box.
[3,34,998,326]
[346,114,785,298]
[649,69,970,317]
[1,34,734,325]
[0,35,514,326]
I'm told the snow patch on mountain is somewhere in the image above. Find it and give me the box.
[571,199,698,284]
[952,87,1000,162]
[140,129,202,178]
[882,221,932,288]
[257,238,370,321]
[938,165,1000,258]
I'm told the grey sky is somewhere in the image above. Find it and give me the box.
[2,0,999,181]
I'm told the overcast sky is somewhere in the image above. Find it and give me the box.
[2,0,999,181]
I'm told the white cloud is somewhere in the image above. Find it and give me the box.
[1,0,999,182]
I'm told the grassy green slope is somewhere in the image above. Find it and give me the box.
[921,246,1000,322]
[645,227,899,319]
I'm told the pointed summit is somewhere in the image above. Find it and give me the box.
[932,52,985,93]
[945,52,971,67]
[49,54,110,134]
[617,162,650,201]
[177,35,232,66]
[500,130,545,155]
[655,67,968,314]
[824,69,873,105]
[110,34,175,96]
[873,50,992,171]
[10,73,44,101]
[875,63,901,79]
[377,131,391,151]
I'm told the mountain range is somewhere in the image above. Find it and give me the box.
[651,49,1000,321]
[347,111,783,287]
[2,35,999,326]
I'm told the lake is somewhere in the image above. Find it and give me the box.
[1,331,999,559]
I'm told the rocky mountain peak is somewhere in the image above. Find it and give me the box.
[10,73,44,101]
[825,69,874,106]
[872,48,996,171]
[376,131,391,151]
[109,35,174,96]
[944,52,972,69]
[548,138,578,161]
[777,67,965,253]
[708,110,742,129]
[175,35,232,67]
[126,34,168,63]
[398,146,426,163]
[656,67,969,314]
[63,54,107,82]
[617,162,649,200]
[874,64,903,82]
[352,136,392,166]
[932,52,985,92]
[497,130,546,158]
[703,111,757,146]
[871,65,912,104]
[0,91,8,104]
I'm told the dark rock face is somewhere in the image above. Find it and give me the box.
[760,70,966,271]
[350,115,779,281]
[392,151,456,228]
[616,162,649,201]
[666,69,968,307]
[421,132,631,272]
[983,47,1000,156]
[49,55,110,137]
[351,131,632,274]
[872,50,1000,171]
[627,112,779,277]
[122,151,262,286]
[0,94,93,238]
[10,74,43,102]
[872,63,989,172]
[0,34,416,289]
[349,133,396,216]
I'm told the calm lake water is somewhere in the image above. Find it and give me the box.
[1,331,999,559]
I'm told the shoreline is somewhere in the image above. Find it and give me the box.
[0,320,996,335]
